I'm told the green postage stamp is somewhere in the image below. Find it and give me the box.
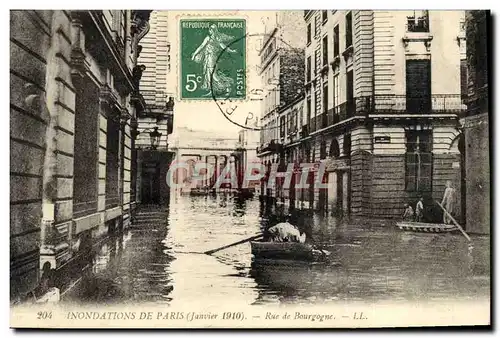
[180,19,246,100]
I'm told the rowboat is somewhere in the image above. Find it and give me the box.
[396,221,458,233]
[250,241,330,263]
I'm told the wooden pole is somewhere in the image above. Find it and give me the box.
[436,201,471,242]
[204,233,264,255]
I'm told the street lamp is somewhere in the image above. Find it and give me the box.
[149,127,162,150]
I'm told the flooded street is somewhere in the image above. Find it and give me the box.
[63,194,490,307]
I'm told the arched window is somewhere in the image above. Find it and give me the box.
[329,139,340,158]
[320,140,327,159]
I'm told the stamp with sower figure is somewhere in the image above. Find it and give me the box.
[180,19,246,100]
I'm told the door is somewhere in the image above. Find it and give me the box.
[328,172,337,214]
[141,162,160,204]
[406,59,431,113]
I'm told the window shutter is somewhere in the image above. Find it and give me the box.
[406,59,432,112]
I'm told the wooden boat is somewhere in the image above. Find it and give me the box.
[189,188,208,196]
[250,241,330,262]
[396,221,458,233]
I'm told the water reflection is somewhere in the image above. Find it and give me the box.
[63,194,490,306]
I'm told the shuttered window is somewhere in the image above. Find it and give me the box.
[346,70,354,115]
[345,12,353,48]
[333,25,339,57]
[322,35,328,66]
[406,59,431,113]
[306,56,311,82]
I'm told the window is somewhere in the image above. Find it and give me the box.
[405,130,432,192]
[280,116,286,139]
[322,10,328,23]
[306,56,311,82]
[343,134,351,157]
[73,78,99,218]
[322,84,328,128]
[306,98,312,123]
[322,35,328,66]
[320,140,327,159]
[323,84,329,114]
[333,74,339,108]
[406,59,431,113]
[292,111,299,132]
[307,24,312,45]
[345,12,353,48]
[105,114,120,209]
[333,25,340,57]
[407,10,429,33]
[346,70,354,115]
[329,139,340,158]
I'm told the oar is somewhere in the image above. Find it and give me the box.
[436,201,471,242]
[204,233,264,255]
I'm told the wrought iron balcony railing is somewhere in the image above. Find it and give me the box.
[257,139,284,155]
[304,94,464,135]
[368,94,465,114]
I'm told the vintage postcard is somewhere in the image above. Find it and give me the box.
[10,10,490,328]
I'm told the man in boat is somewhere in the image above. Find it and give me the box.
[268,216,306,243]
[441,180,457,224]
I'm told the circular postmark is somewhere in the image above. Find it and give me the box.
[210,32,305,132]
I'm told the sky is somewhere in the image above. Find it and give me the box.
[166,10,279,136]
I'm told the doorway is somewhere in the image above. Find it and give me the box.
[141,161,161,204]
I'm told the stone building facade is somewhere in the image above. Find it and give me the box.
[257,11,306,199]
[464,10,490,234]
[10,10,152,302]
[260,10,467,222]
[133,11,174,206]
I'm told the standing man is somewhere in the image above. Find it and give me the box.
[415,197,424,222]
[441,181,457,224]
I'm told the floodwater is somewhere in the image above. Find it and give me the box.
[63,194,490,306]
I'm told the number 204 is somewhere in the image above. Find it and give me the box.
[37,311,52,319]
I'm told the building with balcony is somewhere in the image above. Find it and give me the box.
[463,11,490,234]
[257,11,306,200]
[300,10,466,219]
[10,10,152,302]
[132,11,175,206]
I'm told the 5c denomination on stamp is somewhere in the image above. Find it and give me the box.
[180,19,246,100]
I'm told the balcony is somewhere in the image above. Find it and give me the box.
[138,90,174,132]
[257,139,284,155]
[130,91,146,114]
[305,95,464,135]
[369,94,465,114]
